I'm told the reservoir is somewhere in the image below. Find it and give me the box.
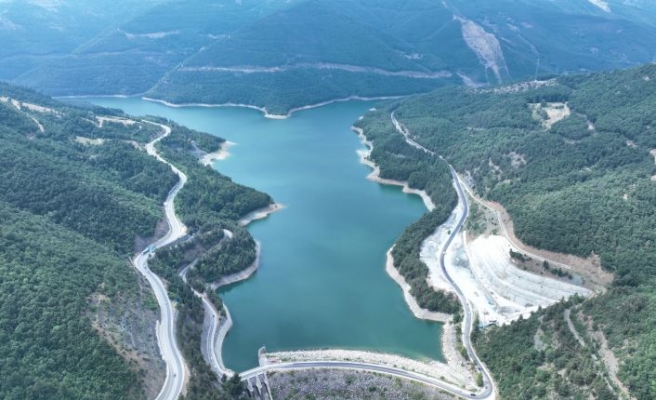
[85,98,443,372]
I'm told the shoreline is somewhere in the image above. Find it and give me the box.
[210,242,261,290]
[385,248,450,323]
[64,93,405,120]
[353,124,446,321]
[142,97,288,119]
[209,203,280,375]
[200,140,236,166]
[238,203,284,226]
[352,126,435,211]
[144,95,404,120]
[209,241,262,377]
[353,124,476,384]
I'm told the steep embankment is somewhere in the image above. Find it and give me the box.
[0,83,274,400]
[0,84,179,399]
[359,63,656,399]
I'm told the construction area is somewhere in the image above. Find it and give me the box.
[421,179,593,326]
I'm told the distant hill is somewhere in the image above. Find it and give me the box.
[3,0,656,113]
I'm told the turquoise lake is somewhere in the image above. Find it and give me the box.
[84,98,443,372]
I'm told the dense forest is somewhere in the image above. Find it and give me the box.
[0,83,271,399]
[147,119,273,399]
[0,84,177,399]
[354,111,460,315]
[6,0,656,113]
[358,63,656,398]
[153,120,272,285]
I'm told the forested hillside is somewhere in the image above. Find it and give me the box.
[0,84,174,399]
[0,84,270,399]
[5,0,656,113]
[358,63,656,399]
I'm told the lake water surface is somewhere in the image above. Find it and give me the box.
[85,98,443,372]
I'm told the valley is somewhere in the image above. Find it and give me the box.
[3,1,656,399]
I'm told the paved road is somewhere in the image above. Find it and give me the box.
[442,166,495,399]
[242,360,486,399]
[134,121,188,400]
[392,112,496,399]
[180,264,233,377]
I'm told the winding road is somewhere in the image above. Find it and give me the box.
[136,112,495,399]
[180,263,234,378]
[392,112,496,398]
[133,121,188,400]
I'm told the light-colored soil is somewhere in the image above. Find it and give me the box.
[267,349,474,389]
[199,141,235,166]
[463,235,590,325]
[507,151,526,168]
[533,326,547,351]
[76,136,105,146]
[237,203,284,226]
[456,17,508,83]
[588,0,611,12]
[180,63,452,80]
[584,314,634,399]
[96,116,137,128]
[122,29,180,39]
[88,277,166,399]
[417,176,589,326]
[441,320,475,381]
[21,102,57,114]
[386,249,451,323]
[530,102,571,129]
[477,79,557,95]
[460,176,613,289]
[29,116,44,133]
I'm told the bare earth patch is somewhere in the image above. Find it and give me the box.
[21,102,58,114]
[199,141,236,166]
[530,102,571,129]
[88,275,166,399]
[584,315,634,399]
[460,177,613,289]
[457,17,508,83]
[96,116,137,128]
[76,136,105,146]
[588,0,611,12]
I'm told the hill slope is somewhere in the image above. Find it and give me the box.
[356,63,656,399]
[0,84,270,399]
[5,0,656,113]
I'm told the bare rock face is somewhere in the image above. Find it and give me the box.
[456,17,509,84]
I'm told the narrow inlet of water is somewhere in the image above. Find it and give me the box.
[84,98,443,372]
